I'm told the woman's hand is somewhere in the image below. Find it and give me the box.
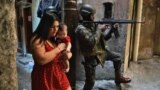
[57,43,66,51]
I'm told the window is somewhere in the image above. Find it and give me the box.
[103,2,113,19]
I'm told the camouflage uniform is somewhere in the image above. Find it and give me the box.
[75,23,122,90]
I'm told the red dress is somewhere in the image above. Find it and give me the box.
[31,42,70,90]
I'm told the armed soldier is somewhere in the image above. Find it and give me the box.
[75,4,131,90]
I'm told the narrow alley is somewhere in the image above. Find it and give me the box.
[17,53,160,90]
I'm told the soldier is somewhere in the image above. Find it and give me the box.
[75,4,131,90]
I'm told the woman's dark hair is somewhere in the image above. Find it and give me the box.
[32,11,59,43]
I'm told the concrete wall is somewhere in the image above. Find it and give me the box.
[0,0,18,89]
[138,0,157,59]
[153,0,160,55]
[76,0,129,80]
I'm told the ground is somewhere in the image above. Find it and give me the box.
[16,53,160,90]
[16,53,32,90]
[123,56,160,90]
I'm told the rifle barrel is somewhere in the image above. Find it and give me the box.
[81,20,144,24]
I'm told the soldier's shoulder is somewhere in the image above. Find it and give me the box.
[77,24,86,30]
[75,24,86,33]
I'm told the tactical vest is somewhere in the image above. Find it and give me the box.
[75,23,107,67]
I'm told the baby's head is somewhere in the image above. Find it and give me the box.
[57,23,68,39]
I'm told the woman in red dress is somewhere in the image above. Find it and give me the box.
[30,11,72,90]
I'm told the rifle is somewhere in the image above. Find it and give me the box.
[80,19,144,38]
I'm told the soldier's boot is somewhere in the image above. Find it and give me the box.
[83,80,95,90]
[114,60,131,85]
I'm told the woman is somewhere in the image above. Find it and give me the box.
[30,11,72,90]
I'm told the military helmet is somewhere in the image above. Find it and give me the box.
[79,4,96,18]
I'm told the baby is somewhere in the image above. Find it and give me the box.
[57,23,71,73]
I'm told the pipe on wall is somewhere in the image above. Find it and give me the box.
[124,0,134,72]
[133,0,143,62]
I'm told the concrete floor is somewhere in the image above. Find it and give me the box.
[16,53,32,90]
[122,56,160,90]
[16,53,160,90]
[76,56,160,90]
[17,62,31,90]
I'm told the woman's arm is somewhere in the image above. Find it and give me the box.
[31,39,66,65]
